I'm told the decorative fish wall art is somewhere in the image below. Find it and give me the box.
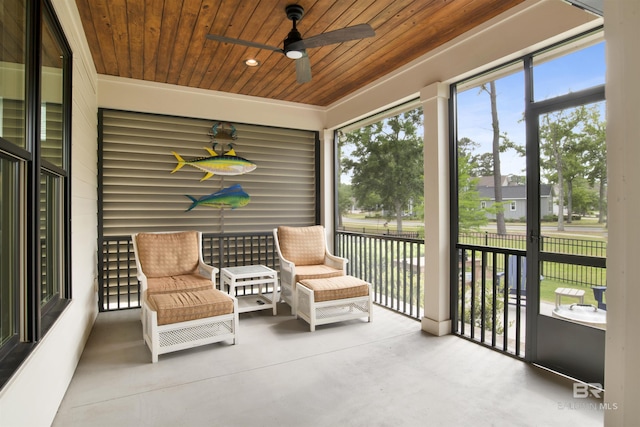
[185,184,250,211]
[171,146,257,181]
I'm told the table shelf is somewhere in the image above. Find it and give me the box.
[221,265,278,316]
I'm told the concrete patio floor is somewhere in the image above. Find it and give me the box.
[53,303,604,426]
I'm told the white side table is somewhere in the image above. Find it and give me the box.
[220,265,278,315]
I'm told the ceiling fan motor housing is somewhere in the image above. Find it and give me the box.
[285,5,304,21]
[284,5,305,58]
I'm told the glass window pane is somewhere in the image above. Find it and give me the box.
[338,107,424,234]
[456,68,526,239]
[538,101,607,329]
[40,9,65,168]
[533,41,605,101]
[40,172,62,307]
[0,1,27,149]
[0,155,20,348]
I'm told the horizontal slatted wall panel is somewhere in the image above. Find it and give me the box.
[100,109,318,236]
[2,99,25,146]
[42,102,63,168]
[99,109,318,310]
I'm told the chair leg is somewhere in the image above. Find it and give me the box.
[233,300,239,344]
[309,290,316,332]
[291,284,297,318]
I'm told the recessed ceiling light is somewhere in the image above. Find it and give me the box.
[245,58,259,67]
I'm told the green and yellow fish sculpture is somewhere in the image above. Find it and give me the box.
[185,184,250,211]
[171,147,256,181]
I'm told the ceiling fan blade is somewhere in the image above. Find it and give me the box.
[289,23,375,51]
[295,53,311,84]
[206,34,283,53]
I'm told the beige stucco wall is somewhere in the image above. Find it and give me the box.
[603,0,640,424]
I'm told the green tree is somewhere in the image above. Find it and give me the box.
[337,183,353,228]
[341,108,424,231]
[458,153,490,232]
[469,152,494,177]
[540,105,606,228]
[567,177,599,215]
[457,137,490,231]
[561,135,587,224]
[475,82,526,234]
[539,108,585,231]
[480,82,507,235]
[581,104,607,224]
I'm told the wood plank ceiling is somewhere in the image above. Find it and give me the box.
[75,0,525,107]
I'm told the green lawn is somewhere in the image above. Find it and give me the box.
[341,214,607,307]
[541,279,599,306]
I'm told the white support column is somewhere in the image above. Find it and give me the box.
[604,0,640,424]
[420,82,451,336]
[321,129,336,249]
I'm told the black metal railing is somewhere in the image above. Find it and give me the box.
[460,232,607,287]
[455,244,527,358]
[455,237,607,359]
[100,230,427,320]
[98,232,277,312]
[99,236,138,311]
[336,230,424,320]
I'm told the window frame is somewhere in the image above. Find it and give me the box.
[0,0,72,390]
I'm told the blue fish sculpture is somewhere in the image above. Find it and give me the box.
[185,184,250,211]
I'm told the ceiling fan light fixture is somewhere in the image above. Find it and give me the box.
[285,50,303,59]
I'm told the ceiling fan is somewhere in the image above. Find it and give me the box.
[206,4,375,84]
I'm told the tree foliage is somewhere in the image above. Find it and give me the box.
[581,105,607,223]
[340,108,424,231]
[337,183,353,227]
[540,104,606,229]
[480,82,507,235]
[458,152,490,232]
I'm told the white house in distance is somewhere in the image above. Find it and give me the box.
[476,175,554,220]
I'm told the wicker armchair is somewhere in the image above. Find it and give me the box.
[132,231,238,362]
[273,225,347,316]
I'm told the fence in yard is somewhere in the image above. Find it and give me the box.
[459,231,607,287]
[337,225,422,239]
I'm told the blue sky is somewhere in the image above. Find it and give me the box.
[340,40,605,183]
[456,41,605,176]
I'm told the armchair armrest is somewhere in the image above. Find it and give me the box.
[136,270,149,293]
[325,252,348,270]
[198,260,219,283]
[278,257,296,286]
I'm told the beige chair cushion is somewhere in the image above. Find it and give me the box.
[136,231,200,278]
[299,275,370,302]
[147,288,234,326]
[146,273,213,295]
[277,225,326,266]
[294,265,345,283]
